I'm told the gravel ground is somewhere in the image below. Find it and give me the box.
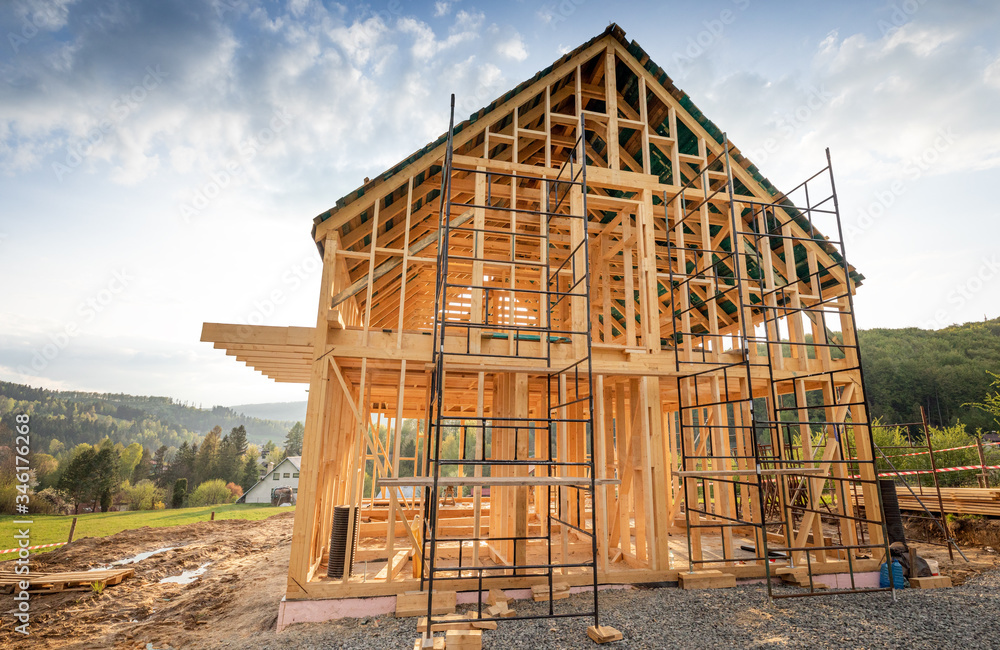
[216,569,1000,650]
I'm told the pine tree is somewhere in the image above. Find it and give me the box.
[151,445,169,486]
[172,477,187,508]
[195,427,221,484]
[93,446,119,512]
[241,454,260,492]
[284,421,305,456]
[229,425,248,456]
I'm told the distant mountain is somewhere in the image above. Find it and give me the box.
[230,401,307,423]
[0,381,296,453]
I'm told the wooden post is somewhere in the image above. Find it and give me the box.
[976,435,989,489]
[67,516,77,543]
[920,405,952,560]
[210,511,215,521]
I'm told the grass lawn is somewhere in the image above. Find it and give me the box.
[0,503,295,559]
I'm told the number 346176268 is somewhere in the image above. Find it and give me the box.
[15,414,30,502]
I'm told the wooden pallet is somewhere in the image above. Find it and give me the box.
[0,568,135,594]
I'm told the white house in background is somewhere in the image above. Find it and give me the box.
[241,456,301,504]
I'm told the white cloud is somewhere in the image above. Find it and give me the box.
[986,56,1000,89]
[496,32,528,62]
[434,2,452,18]
[690,10,1000,186]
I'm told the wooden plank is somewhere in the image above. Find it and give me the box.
[677,570,736,590]
[395,590,457,617]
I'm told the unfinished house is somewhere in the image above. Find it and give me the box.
[202,24,892,632]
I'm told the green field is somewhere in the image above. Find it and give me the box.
[0,503,295,559]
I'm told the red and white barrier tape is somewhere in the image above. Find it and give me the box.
[853,464,1000,479]
[883,441,1000,459]
[0,541,67,555]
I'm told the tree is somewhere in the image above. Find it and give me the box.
[117,442,143,485]
[228,425,248,456]
[266,447,286,467]
[48,439,65,456]
[284,422,304,456]
[172,478,188,508]
[189,479,235,506]
[173,441,196,483]
[225,482,243,500]
[217,428,245,486]
[132,447,152,484]
[93,446,119,512]
[152,445,169,486]
[195,427,221,484]
[240,454,260,492]
[965,371,1000,429]
[31,453,59,488]
[122,479,165,511]
[58,447,98,514]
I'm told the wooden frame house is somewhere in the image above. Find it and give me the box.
[202,24,891,610]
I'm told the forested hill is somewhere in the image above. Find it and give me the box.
[229,401,307,423]
[0,381,295,452]
[859,317,1000,431]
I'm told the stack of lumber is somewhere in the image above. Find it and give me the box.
[0,568,134,594]
[896,487,1000,516]
[856,487,1000,517]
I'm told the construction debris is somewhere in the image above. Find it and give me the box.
[484,600,516,618]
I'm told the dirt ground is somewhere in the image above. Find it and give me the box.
[3,512,999,649]
[0,512,295,650]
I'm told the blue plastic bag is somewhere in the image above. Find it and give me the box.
[879,560,908,588]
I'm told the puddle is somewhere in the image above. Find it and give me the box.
[159,562,211,585]
[89,547,179,571]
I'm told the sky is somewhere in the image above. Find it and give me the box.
[1,0,998,408]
